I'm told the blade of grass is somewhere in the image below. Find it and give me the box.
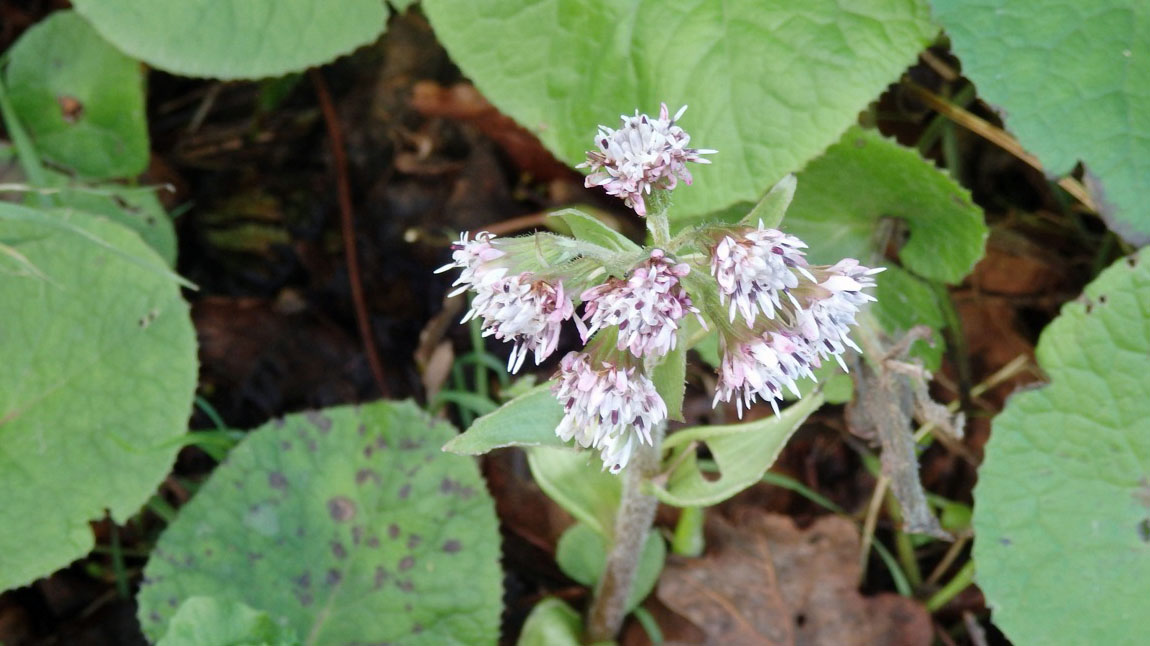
[926,559,975,612]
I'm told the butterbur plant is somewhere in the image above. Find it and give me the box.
[439,104,880,640]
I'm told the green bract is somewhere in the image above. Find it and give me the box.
[654,393,825,507]
[973,249,1150,645]
[443,382,568,455]
[4,11,149,179]
[933,0,1150,243]
[137,401,502,646]
[0,204,196,591]
[71,0,388,80]
[422,0,937,219]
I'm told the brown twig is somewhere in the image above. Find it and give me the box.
[904,81,1099,213]
[310,68,389,399]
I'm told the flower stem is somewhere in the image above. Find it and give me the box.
[646,191,672,248]
[585,422,665,643]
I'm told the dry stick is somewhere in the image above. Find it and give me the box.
[585,422,665,643]
[904,81,1098,214]
[310,68,390,399]
[912,353,1032,444]
[858,473,891,579]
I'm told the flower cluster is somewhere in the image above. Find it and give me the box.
[552,352,666,473]
[437,104,879,472]
[579,249,702,358]
[436,232,575,373]
[709,226,880,416]
[578,104,715,216]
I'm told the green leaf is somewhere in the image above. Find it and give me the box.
[651,339,686,422]
[786,126,984,367]
[652,392,824,507]
[422,0,936,219]
[932,0,1150,243]
[4,11,148,179]
[871,264,946,370]
[972,249,1150,646]
[137,400,503,645]
[71,0,387,80]
[787,126,986,284]
[527,447,621,537]
[555,522,666,611]
[48,181,177,266]
[156,597,300,646]
[443,382,567,455]
[0,204,196,592]
[517,598,614,646]
[741,174,797,229]
[550,208,640,254]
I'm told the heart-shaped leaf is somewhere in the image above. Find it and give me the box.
[137,401,503,645]
[422,0,937,219]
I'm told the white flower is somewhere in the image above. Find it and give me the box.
[713,332,817,418]
[578,103,716,216]
[796,259,882,369]
[435,231,506,296]
[552,352,667,473]
[463,274,575,372]
[580,249,702,359]
[711,224,813,325]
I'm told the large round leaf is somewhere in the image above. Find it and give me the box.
[4,10,148,179]
[933,0,1150,243]
[422,0,937,219]
[0,204,197,591]
[71,0,388,80]
[973,248,1150,644]
[137,400,502,646]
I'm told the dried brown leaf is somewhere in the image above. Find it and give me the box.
[657,511,932,646]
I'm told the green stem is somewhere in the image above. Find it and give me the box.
[585,422,665,643]
[646,191,672,248]
[926,559,975,612]
[109,523,130,598]
[886,491,924,588]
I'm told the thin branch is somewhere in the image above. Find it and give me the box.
[310,68,389,399]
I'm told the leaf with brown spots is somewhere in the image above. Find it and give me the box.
[657,510,931,646]
[137,400,502,646]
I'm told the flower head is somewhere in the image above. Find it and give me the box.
[795,259,882,369]
[713,332,818,418]
[438,231,574,372]
[464,274,575,372]
[580,249,701,358]
[578,103,716,216]
[435,231,507,296]
[552,352,667,473]
[711,224,813,325]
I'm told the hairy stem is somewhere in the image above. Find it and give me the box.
[585,422,665,643]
